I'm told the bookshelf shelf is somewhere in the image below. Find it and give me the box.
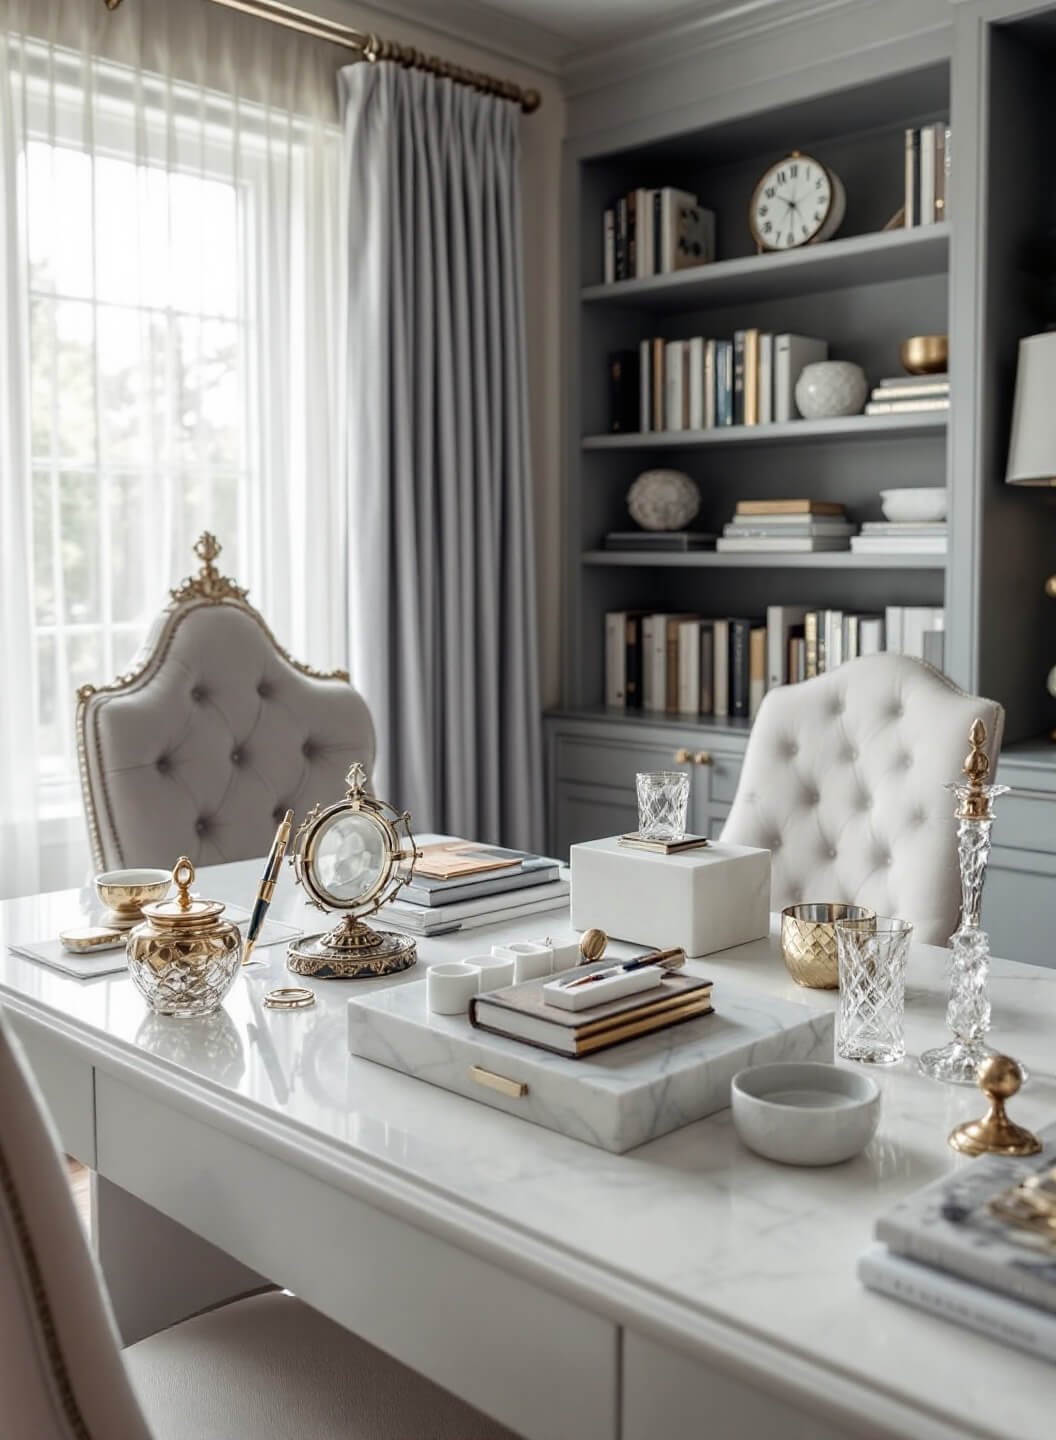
[582,223,950,312]
[582,411,947,451]
[581,549,946,571]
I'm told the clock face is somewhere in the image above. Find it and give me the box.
[751,154,833,250]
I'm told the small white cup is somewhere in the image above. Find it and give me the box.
[464,953,515,991]
[492,940,553,982]
[427,961,480,1015]
[544,936,581,974]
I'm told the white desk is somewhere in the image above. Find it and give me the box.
[1,862,1054,1440]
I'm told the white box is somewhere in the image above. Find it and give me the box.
[569,838,770,957]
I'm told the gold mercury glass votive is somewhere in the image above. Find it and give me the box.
[781,903,876,989]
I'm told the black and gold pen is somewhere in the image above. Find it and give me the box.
[242,809,294,966]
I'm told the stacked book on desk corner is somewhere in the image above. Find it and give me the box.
[470,968,715,1058]
[716,499,854,554]
[865,373,949,416]
[377,841,569,938]
[861,1122,1056,1361]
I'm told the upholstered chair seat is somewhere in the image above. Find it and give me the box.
[0,1010,516,1440]
[78,535,375,871]
[721,655,1004,945]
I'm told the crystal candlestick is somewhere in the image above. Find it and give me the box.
[920,720,1009,1086]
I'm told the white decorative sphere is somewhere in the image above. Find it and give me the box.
[627,469,701,531]
[795,361,868,419]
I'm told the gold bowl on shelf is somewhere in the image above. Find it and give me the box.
[780,903,876,989]
[900,334,948,375]
[95,868,173,923]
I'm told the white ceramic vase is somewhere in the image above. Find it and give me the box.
[626,469,701,531]
[795,361,868,419]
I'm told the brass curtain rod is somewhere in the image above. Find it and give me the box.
[102,0,541,112]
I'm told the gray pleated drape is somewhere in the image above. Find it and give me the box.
[340,63,544,851]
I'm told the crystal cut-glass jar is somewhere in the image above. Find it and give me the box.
[127,857,242,1018]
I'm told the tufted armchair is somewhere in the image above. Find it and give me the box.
[77,534,375,872]
[720,654,1004,946]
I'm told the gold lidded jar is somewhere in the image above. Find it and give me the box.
[127,857,242,1017]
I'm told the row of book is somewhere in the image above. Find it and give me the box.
[377,840,568,938]
[865,372,950,416]
[605,604,946,719]
[609,332,827,434]
[602,186,716,283]
[904,122,950,228]
[862,1120,1056,1362]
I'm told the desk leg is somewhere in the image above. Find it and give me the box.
[93,1174,269,1345]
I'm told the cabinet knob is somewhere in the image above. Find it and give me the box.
[694,750,712,766]
[673,747,691,764]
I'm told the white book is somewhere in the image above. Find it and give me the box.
[844,613,859,660]
[603,208,616,284]
[605,612,626,706]
[885,606,904,654]
[774,334,829,422]
[716,537,850,553]
[703,340,717,429]
[642,613,668,714]
[859,616,885,655]
[865,398,950,415]
[901,605,944,659]
[638,338,652,432]
[380,881,571,936]
[851,537,947,554]
[758,333,773,424]
[858,1245,1056,1364]
[765,605,808,689]
[665,341,685,431]
[687,338,705,430]
[677,620,701,716]
[825,610,844,670]
[920,126,936,224]
[712,618,730,718]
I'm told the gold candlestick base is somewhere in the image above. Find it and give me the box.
[948,1055,1042,1157]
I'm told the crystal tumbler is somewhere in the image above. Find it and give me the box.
[636,770,690,842]
[835,916,913,1065]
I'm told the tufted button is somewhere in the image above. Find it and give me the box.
[860,791,872,810]
[827,846,837,860]
[190,686,205,703]
[195,817,209,835]
[257,680,271,698]
[900,752,912,770]
[231,749,243,765]
[781,739,798,759]
[156,755,170,774]
[302,740,315,759]
[831,699,845,716]
[883,853,893,867]
[804,788,819,807]
[911,808,926,826]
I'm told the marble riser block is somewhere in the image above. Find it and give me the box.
[348,977,833,1153]
[570,838,771,958]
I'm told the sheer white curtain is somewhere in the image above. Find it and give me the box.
[0,0,345,897]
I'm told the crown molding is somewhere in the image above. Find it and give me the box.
[345,0,570,74]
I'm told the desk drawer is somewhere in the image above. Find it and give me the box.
[7,1013,95,1165]
[96,1074,618,1440]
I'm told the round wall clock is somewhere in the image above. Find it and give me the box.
[749,151,845,251]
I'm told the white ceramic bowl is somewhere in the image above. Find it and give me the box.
[463,953,515,991]
[426,962,480,1015]
[731,1062,881,1166]
[879,487,947,523]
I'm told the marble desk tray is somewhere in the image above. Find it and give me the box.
[347,977,834,1153]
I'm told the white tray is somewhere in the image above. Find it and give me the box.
[347,976,833,1153]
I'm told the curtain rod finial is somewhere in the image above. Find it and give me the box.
[103,0,125,11]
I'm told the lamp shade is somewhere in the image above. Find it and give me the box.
[1006,332,1056,486]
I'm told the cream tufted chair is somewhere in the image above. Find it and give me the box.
[0,1006,517,1439]
[721,655,1004,945]
[77,534,375,871]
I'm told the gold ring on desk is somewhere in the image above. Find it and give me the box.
[264,986,316,1010]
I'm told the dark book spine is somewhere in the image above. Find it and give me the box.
[615,196,628,280]
[729,619,751,718]
[627,190,637,277]
[626,614,643,710]
[732,329,746,425]
[608,349,639,433]
[653,189,663,277]
[904,128,919,228]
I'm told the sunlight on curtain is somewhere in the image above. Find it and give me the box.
[0,0,345,896]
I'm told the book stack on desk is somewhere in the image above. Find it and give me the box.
[860,1123,1056,1361]
[376,841,569,938]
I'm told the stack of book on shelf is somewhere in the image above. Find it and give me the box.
[603,187,716,283]
[903,121,950,227]
[717,499,854,553]
[605,603,947,716]
[851,521,947,556]
[610,332,827,434]
[860,1123,1056,1361]
[377,841,569,938]
[865,373,949,416]
[471,968,714,1057]
[603,530,715,553]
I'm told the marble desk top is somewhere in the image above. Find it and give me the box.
[2,861,1055,1439]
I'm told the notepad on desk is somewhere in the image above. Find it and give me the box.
[469,970,714,1057]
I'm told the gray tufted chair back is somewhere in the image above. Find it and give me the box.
[721,654,1004,946]
[77,536,375,872]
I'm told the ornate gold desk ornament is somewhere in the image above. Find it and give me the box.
[948,1055,1042,1158]
[920,719,1010,1085]
[286,763,420,979]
